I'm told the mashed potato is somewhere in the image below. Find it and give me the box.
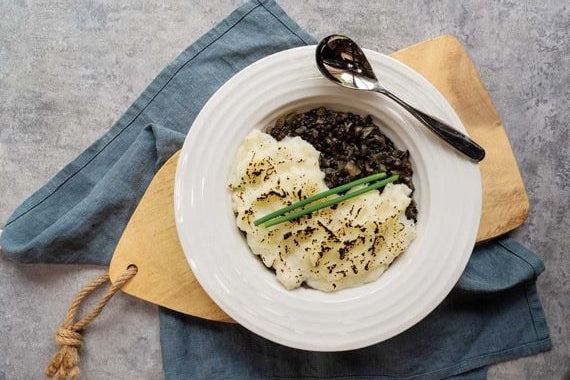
[229,129,416,292]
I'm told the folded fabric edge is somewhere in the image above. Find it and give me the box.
[446,366,488,380]
[495,238,550,341]
[497,238,546,275]
[455,237,548,293]
[524,279,551,341]
[256,0,316,45]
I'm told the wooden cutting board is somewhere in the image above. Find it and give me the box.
[109,35,529,323]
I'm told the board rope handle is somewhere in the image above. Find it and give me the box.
[45,265,138,380]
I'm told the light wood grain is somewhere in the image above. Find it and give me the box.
[391,35,529,242]
[109,35,528,323]
[110,150,233,322]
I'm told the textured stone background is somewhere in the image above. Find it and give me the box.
[0,1,568,379]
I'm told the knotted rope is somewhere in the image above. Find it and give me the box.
[45,266,138,380]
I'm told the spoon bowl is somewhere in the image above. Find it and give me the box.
[316,34,380,91]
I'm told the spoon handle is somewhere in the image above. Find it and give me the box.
[380,90,485,162]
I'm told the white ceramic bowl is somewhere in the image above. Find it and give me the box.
[175,46,481,351]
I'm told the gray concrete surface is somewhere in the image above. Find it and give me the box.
[0,1,568,379]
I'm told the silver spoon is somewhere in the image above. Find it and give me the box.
[316,34,485,162]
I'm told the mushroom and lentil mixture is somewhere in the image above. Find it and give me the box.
[267,107,417,221]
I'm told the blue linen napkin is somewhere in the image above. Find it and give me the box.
[0,1,551,379]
